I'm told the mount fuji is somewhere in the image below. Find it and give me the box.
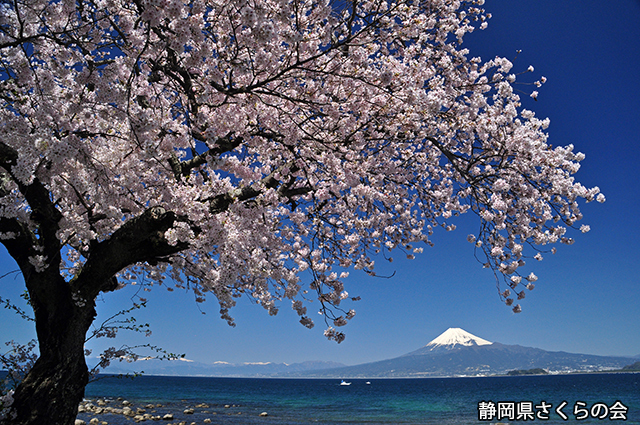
[419,327,492,351]
[287,328,635,378]
[102,328,636,378]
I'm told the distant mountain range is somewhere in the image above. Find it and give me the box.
[101,358,346,377]
[101,328,636,378]
[289,328,636,378]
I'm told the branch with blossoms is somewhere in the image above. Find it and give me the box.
[0,0,603,342]
[86,301,153,342]
[0,294,182,386]
[0,0,608,423]
[85,300,184,380]
[0,293,34,323]
[87,344,185,382]
[0,340,38,392]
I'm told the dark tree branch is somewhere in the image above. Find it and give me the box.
[206,162,312,214]
[169,134,244,181]
[0,141,62,270]
[72,206,195,298]
[181,135,243,174]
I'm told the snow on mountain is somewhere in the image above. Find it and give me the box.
[425,327,492,350]
[101,358,346,377]
[291,328,634,378]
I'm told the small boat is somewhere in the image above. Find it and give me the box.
[340,380,351,386]
[366,381,371,385]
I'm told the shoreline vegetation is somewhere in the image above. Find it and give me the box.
[506,368,549,376]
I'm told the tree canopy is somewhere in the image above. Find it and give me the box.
[0,0,602,338]
[0,0,604,421]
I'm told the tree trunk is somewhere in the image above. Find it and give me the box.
[5,274,96,425]
[0,206,185,424]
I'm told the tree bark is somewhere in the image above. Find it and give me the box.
[1,206,191,425]
[5,273,96,425]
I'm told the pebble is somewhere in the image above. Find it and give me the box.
[77,398,276,425]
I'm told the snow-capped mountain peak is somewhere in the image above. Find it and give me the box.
[426,328,492,350]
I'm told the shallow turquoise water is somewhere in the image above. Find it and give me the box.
[78,373,640,424]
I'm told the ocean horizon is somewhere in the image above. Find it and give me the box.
[75,372,640,424]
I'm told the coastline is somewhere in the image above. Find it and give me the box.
[77,398,265,425]
[89,367,640,380]
[76,373,640,424]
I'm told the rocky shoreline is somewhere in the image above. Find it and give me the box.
[76,398,269,425]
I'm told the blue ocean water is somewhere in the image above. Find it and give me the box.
[78,373,640,424]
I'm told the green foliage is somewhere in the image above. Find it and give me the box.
[621,361,640,371]
[506,368,549,376]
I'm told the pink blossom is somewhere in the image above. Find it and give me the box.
[0,0,601,349]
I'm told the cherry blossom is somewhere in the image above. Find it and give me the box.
[0,0,601,422]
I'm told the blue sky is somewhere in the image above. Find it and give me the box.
[1,0,640,368]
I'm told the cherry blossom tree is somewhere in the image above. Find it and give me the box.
[0,295,178,422]
[0,0,602,423]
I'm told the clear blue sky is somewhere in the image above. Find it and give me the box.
[1,0,639,367]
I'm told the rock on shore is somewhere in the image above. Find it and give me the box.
[77,398,270,423]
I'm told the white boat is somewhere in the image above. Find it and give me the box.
[366,381,371,385]
[340,380,351,386]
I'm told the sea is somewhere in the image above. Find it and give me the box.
[76,373,640,425]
